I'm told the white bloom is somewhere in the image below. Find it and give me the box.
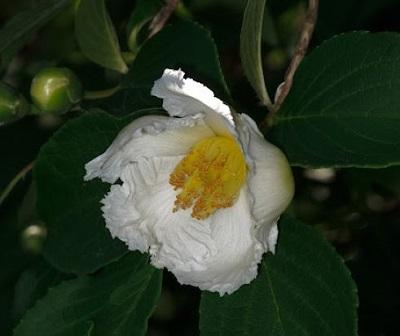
[84,69,294,295]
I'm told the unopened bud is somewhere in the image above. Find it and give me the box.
[0,83,30,124]
[30,67,82,115]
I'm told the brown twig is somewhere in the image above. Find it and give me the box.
[149,0,180,38]
[273,0,319,111]
[0,161,35,206]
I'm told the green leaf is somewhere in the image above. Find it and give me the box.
[127,0,163,52]
[240,0,271,106]
[14,252,162,336]
[0,0,70,69]
[101,21,230,115]
[75,0,128,73]
[34,109,163,274]
[200,216,358,336]
[12,260,66,322]
[125,20,230,99]
[269,32,400,168]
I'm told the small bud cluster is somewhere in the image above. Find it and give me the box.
[0,67,82,125]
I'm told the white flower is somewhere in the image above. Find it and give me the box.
[84,69,294,295]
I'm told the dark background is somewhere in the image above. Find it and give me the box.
[1,0,400,335]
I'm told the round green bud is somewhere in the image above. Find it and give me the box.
[30,67,82,115]
[0,83,30,124]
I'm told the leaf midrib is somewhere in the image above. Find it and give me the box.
[265,264,285,336]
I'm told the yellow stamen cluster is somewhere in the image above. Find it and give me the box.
[169,136,247,220]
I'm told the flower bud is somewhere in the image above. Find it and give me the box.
[30,67,82,115]
[0,83,30,123]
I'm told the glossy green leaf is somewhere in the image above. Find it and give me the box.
[75,0,128,73]
[14,252,162,336]
[240,0,271,106]
[125,20,230,99]
[100,21,230,116]
[127,0,163,52]
[0,0,70,69]
[270,32,400,168]
[200,216,358,336]
[12,260,66,322]
[34,109,163,274]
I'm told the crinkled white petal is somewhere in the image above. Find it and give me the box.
[101,155,263,295]
[151,69,236,137]
[100,168,150,252]
[236,113,294,253]
[85,70,295,295]
[84,114,214,183]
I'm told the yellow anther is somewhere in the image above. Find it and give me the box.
[169,136,247,220]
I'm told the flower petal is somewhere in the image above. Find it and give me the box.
[102,154,263,295]
[151,69,236,137]
[236,113,294,253]
[100,168,150,253]
[164,189,264,295]
[84,114,214,183]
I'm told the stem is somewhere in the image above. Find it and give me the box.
[273,0,319,111]
[122,51,136,64]
[149,0,179,38]
[0,161,34,206]
[83,85,121,100]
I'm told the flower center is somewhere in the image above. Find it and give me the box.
[169,136,247,220]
